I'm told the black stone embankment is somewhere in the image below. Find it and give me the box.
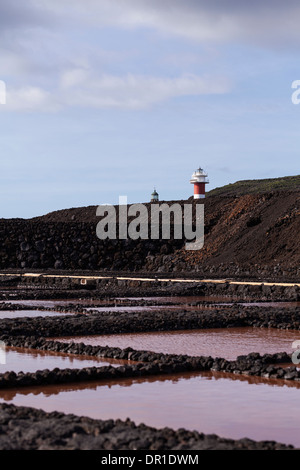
[0,335,295,388]
[0,307,299,337]
[1,273,300,301]
[200,281,300,301]
[0,220,182,272]
[0,297,184,312]
[0,302,88,313]
[0,403,293,450]
[1,335,292,366]
[0,303,38,311]
[0,288,106,301]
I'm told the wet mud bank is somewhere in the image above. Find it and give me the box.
[0,403,293,450]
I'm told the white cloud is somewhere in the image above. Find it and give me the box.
[4,86,59,112]
[31,0,300,47]
[0,0,295,113]
[60,68,90,88]
[1,73,231,112]
[0,49,29,75]
[63,73,231,109]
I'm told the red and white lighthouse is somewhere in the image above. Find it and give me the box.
[190,167,209,199]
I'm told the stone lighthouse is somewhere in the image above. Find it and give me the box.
[150,188,159,203]
[190,167,209,199]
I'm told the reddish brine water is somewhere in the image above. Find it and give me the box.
[0,310,78,319]
[0,371,299,447]
[54,327,300,360]
[84,305,217,313]
[0,347,133,374]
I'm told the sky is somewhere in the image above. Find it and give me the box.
[0,0,300,218]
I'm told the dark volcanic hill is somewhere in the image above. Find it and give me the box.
[0,176,299,278]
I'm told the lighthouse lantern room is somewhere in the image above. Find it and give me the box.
[190,167,209,199]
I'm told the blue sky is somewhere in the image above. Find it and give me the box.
[0,0,300,218]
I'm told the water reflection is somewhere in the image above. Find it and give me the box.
[1,369,300,401]
[0,310,74,319]
[0,346,133,375]
[1,369,300,447]
[54,327,300,360]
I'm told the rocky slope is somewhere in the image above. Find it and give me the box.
[0,177,299,278]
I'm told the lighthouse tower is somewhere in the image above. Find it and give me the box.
[150,188,159,203]
[190,167,209,199]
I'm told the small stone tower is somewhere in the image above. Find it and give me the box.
[151,188,159,202]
